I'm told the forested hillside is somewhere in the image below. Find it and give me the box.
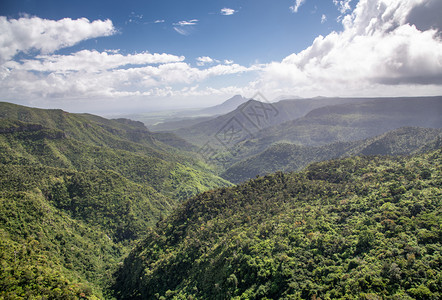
[0,102,230,298]
[1,101,441,299]
[222,127,442,183]
[114,149,442,299]
[0,165,148,298]
[0,103,230,200]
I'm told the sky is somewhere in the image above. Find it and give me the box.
[0,0,441,114]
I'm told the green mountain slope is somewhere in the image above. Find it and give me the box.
[114,148,442,299]
[0,105,230,201]
[0,166,128,299]
[0,102,231,298]
[0,102,189,156]
[222,127,442,183]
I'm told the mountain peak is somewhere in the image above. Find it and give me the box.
[199,95,248,115]
[221,94,247,105]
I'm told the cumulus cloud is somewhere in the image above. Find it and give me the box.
[405,0,442,34]
[5,50,185,72]
[0,15,258,108]
[290,0,306,13]
[196,56,222,66]
[259,0,442,97]
[2,0,441,110]
[0,54,256,100]
[321,14,327,24]
[0,16,115,63]
[220,8,236,16]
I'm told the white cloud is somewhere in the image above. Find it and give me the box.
[196,56,223,66]
[220,8,236,16]
[154,20,165,24]
[0,52,257,100]
[2,0,441,111]
[257,0,442,97]
[333,0,352,14]
[4,50,185,72]
[173,19,198,26]
[290,0,306,13]
[0,16,115,63]
[321,14,327,23]
[173,19,198,36]
[196,56,214,66]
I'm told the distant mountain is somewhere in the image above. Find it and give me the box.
[267,96,442,145]
[130,96,249,132]
[133,96,369,134]
[222,127,442,183]
[273,94,302,101]
[198,95,249,115]
[227,96,442,161]
[170,97,373,147]
[114,148,442,299]
[149,115,215,132]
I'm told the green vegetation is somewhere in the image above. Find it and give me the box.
[114,149,442,299]
[0,172,126,298]
[222,127,442,183]
[0,102,230,298]
[2,100,441,299]
[0,119,229,201]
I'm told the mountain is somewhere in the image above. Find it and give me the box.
[273,95,302,101]
[167,96,434,149]
[197,95,249,115]
[0,102,231,298]
[216,96,442,165]
[169,97,372,147]
[251,96,442,148]
[0,102,230,197]
[113,148,442,299]
[148,115,214,132]
[129,96,371,135]
[222,127,442,183]
[116,95,248,132]
[147,95,249,132]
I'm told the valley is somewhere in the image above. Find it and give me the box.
[0,96,441,299]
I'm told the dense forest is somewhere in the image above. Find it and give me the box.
[114,149,441,299]
[0,102,230,298]
[1,100,441,299]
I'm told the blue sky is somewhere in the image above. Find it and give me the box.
[1,0,441,113]
[2,0,341,65]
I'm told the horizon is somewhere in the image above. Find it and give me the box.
[1,0,442,114]
[2,94,442,118]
